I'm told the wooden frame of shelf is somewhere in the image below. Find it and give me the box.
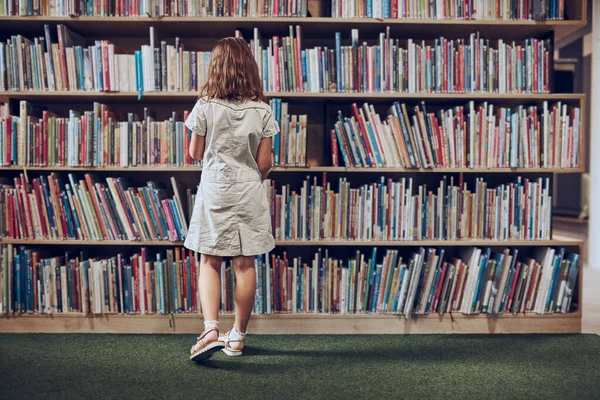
[0,238,584,247]
[0,311,582,334]
[0,91,586,103]
[0,2,586,334]
[0,16,587,40]
[0,166,586,173]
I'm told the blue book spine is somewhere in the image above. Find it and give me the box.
[15,254,21,312]
[333,124,351,168]
[172,261,179,312]
[77,47,85,90]
[61,192,76,239]
[134,50,143,94]
[367,0,373,18]
[546,248,565,311]
[365,121,383,167]
[335,32,342,92]
[371,265,382,313]
[383,0,391,18]
[472,250,491,311]
[262,49,268,91]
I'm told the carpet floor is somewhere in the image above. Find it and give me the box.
[1,333,599,400]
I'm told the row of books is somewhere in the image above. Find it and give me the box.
[0,245,579,316]
[331,0,566,20]
[2,24,553,94]
[257,246,579,315]
[0,25,213,93]
[269,98,307,167]
[264,174,552,241]
[0,245,199,315]
[1,0,564,19]
[249,28,552,94]
[332,101,581,169]
[1,0,308,16]
[2,101,201,167]
[0,173,189,241]
[0,99,304,168]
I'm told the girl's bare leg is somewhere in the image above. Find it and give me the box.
[199,253,222,341]
[232,255,256,335]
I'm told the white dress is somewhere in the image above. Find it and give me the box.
[183,98,279,257]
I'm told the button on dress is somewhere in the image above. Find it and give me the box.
[183,98,279,257]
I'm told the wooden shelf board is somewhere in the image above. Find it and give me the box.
[0,239,584,247]
[0,17,586,40]
[0,91,585,104]
[0,311,582,334]
[0,165,584,173]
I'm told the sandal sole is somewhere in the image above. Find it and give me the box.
[222,348,243,357]
[190,341,225,362]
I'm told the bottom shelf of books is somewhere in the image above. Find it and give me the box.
[0,243,582,334]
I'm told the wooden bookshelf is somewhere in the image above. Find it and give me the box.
[0,1,587,334]
[0,91,586,104]
[0,16,587,41]
[0,166,586,173]
[0,311,582,334]
[0,238,585,247]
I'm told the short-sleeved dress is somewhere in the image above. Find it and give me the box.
[183,98,279,257]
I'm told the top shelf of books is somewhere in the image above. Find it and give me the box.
[0,16,587,40]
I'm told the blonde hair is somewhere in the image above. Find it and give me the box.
[201,37,266,103]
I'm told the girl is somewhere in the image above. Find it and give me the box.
[185,37,279,361]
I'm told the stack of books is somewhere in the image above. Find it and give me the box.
[332,101,581,169]
[331,0,566,20]
[0,173,188,242]
[0,0,309,17]
[264,174,552,241]
[0,245,579,317]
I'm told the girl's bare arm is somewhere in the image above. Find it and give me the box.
[256,137,273,180]
[189,133,206,161]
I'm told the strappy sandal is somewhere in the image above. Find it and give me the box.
[190,328,224,362]
[218,330,245,357]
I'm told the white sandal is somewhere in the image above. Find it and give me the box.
[190,328,224,361]
[218,330,245,357]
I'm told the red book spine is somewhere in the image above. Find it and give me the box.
[132,255,139,313]
[330,129,339,167]
[141,247,148,314]
[351,103,375,165]
[183,110,191,165]
[72,260,78,312]
[190,250,197,313]
[273,37,281,92]
[18,175,34,239]
[84,175,109,240]
[32,179,47,238]
[161,200,178,241]
[101,41,110,92]
[391,0,398,18]
[57,25,70,91]
[533,39,538,93]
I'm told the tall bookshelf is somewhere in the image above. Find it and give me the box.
[0,0,587,334]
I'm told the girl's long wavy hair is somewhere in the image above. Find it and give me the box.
[201,37,266,103]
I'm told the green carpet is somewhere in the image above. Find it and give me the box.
[1,334,599,400]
